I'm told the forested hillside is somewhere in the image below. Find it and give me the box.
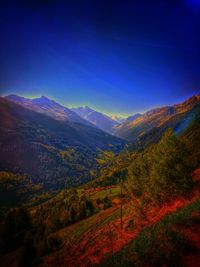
[0,98,125,203]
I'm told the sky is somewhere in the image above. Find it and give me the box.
[0,0,200,117]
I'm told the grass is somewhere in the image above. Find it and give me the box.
[97,198,200,267]
[90,186,120,200]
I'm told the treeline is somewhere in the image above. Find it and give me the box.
[0,171,41,207]
[0,208,35,266]
[0,187,115,266]
[34,189,95,232]
[0,189,97,266]
[0,206,68,266]
[34,188,113,232]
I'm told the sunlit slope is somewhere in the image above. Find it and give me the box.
[116,95,200,146]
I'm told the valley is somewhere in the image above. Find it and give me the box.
[1,1,200,266]
[0,94,200,267]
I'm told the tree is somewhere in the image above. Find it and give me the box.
[1,207,32,252]
[94,148,135,186]
[148,129,193,202]
[103,196,112,210]
[126,129,194,204]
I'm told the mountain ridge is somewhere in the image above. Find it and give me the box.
[115,94,200,142]
[5,94,94,127]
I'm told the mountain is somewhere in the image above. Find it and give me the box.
[5,94,93,127]
[0,98,125,196]
[115,94,200,145]
[71,106,119,134]
[111,115,126,124]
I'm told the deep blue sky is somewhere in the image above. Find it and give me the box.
[0,0,200,116]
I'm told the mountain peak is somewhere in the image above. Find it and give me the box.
[71,106,119,133]
[6,94,18,98]
[5,94,29,103]
[4,94,93,126]
[34,95,52,102]
[82,105,92,110]
[6,94,25,99]
[40,95,49,100]
[183,94,200,105]
[126,113,142,123]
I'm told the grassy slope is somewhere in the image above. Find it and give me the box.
[1,181,200,267]
[37,183,200,267]
[99,197,200,267]
[89,186,120,200]
[116,97,200,143]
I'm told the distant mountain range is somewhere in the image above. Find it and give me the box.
[71,107,142,133]
[71,106,119,134]
[4,94,200,146]
[6,95,127,134]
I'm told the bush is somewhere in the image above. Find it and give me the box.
[103,196,112,209]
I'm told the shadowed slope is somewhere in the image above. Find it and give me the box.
[5,95,93,127]
[0,98,125,193]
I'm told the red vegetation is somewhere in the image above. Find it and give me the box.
[193,168,200,182]
[40,185,200,267]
